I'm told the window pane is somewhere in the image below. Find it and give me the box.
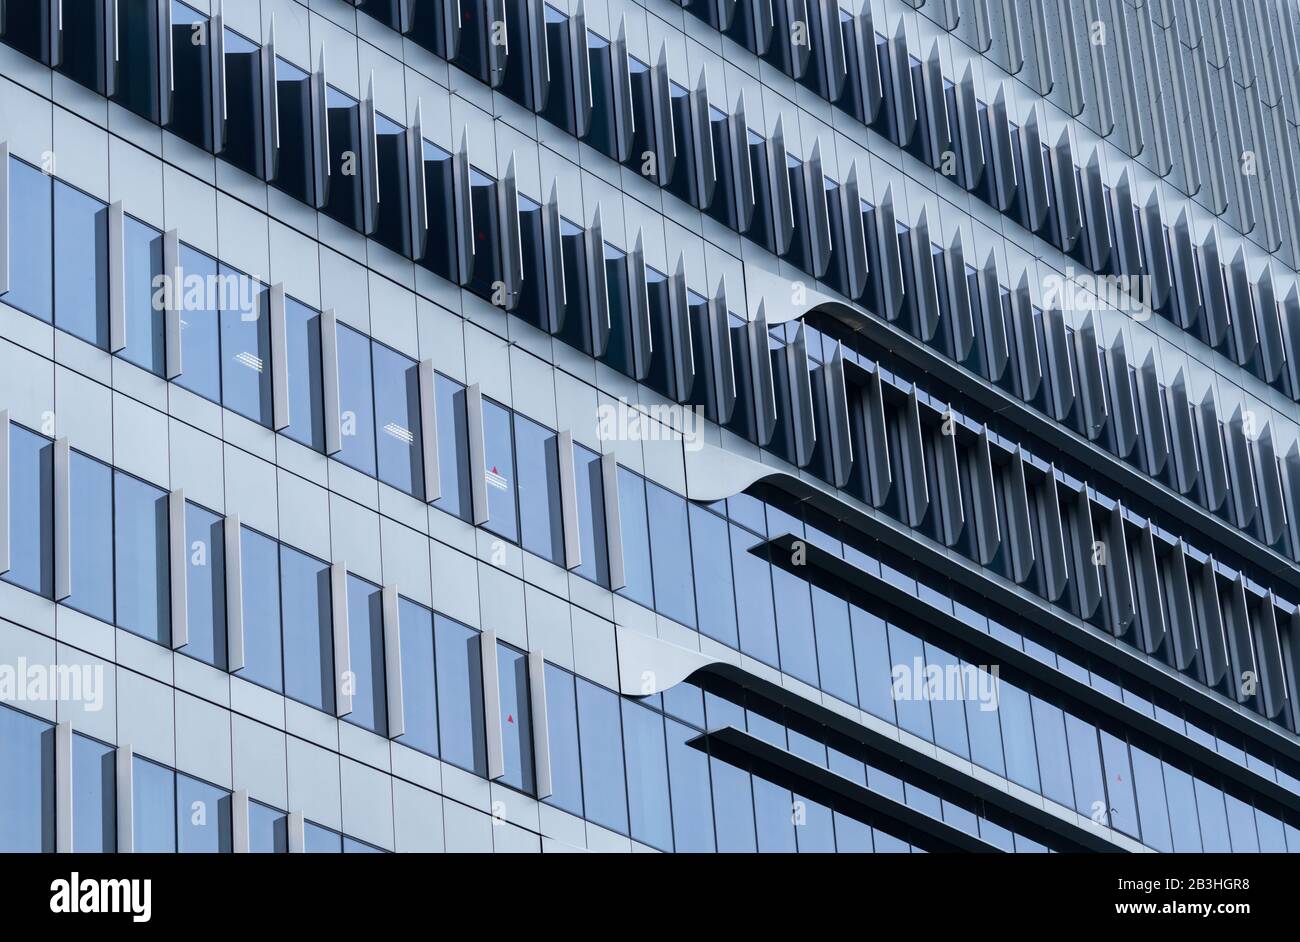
[513,415,563,564]
[732,525,778,666]
[114,472,170,645]
[690,506,737,647]
[1194,778,1232,852]
[481,400,518,542]
[577,679,628,834]
[175,246,222,402]
[924,643,970,760]
[1030,696,1074,809]
[373,344,424,497]
[1099,730,1139,839]
[572,444,608,586]
[237,528,283,692]
[344,836,384,853]
[283,299,324,451]
[1064,714,1105,818]
[3,158,52,321]
[249,800,288,853]
[1163,762,1202,852]
[850,606,893,723]
[4,425,53,598]
[122,216,164,375]
[395,599,437,757]
[616,469,654,608]
[184,503,227,670]
[435,615,487,776]
[431,375,471,521]
[646,484,695,628]
[176,773,231,852]
[0,706,54,851]
[997,680,1040,792]
[888,625,931,741]
[344,575,387,735]
[621,700,671,849]
[772,566,818,686]
[54,182,109,347]
[711,758,757,852]
[220,268,272,425]
[132,757,175,852]
[666,718,715,852]
[336,325,377,476]
[543,665,583,817]
[496,643,535,794]
[72,734,115,852]
[67,452,114,622]
[280,546,334,713]
[811,586,856,705]
[753,777,797,852]
[304,821,342,853]
[1129,745,1172,852]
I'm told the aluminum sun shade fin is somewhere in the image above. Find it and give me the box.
[852,5,884,124]
[541,185,566,335]
[0,411,8,575]
[1084,0,1115,137]
[611,19,634,163]
[1071,484,1102,619]
[528,0,551,113]
[1226,248,1257,367]
[225,515,245,671]
[1050,127,1083,254]
[748,303,779,446]
[480,629,505,780]
[452,133,476,287]
[627,232,653,382]
[887,21,917,148]
[163,229,183,380]
[169,489,188,650]
[988,86,1017,212]
[970,0,993,51]
[921,42,952,173]
[417,359,440,503]
[1285,445,1300,557]
[1104,336,1137,459]
[822,344,853,489]
[1138,189,1170,312]
[1193,557,1229,686]
[786,0,812,79]
[557,430,582,570]
[898,388,929,528]
[231,789,250,853]
[260,18,280,183]
[1019,105,1050,234]
[1132,521,1167,656]
[484,0,508,88]
[1054,0,1085,116]
[802,141,832,279]
[715,0,739,33]
[269,284,290,432]
[209,3,227,157]
[1284,286,1300,401]
[977,249,1009,382]
[954,65,985,191]
[840,161,869,302]
[1131,352,1167,478]
[943,230,975,362]
[528,648,553,799]
[1110,170,1141,277]
[0,143,7,295]
[1254,265,1285,385]
[55,720,71,853]
[934,406,964,548]
[1000,0,1025,75]
[1103,502,1136,636]
[668,257,697,402]
[650,45,677,188]
[1009,274,1041,403]
[817,0,848,101]
[1073,318,1108,441]
[569,1,593,138]
[406,102,429,264]
[331,561,352,718]
[108,202,126,353]
[320,309,343,456]
[584,207,611,358]
[53,437,70,602]
[1195,392,1229,513]
[691,70,718,211]
[749,0,776,55]
[1003,448,1035,585]
[767,116,795,257]
[156,0,175,127]
[1164,370,1198,495]
[1080,149,1111,271]
[729,91,756,233]
[1253,424,1286,547]
[116,744,134,853]
[708,280,738,426]
[1223,574,1257,703]
[971,426,1000,566]
[600,451,625,590]
[862,367,893,509]
[310,52,330,210]
[1256,594,1289,720]
[1042,305,1075,422]
[1225,407,1259,531]
[874,185,905,321]
[1027,0,1054,95]
[1196,228,1229,348]
[358,75,380,237]
[466,383,490,526]
[1035,466,1068,602]
[1161,539,1197,671]
[908,208,940,343]
[382,583,405,739]
[1168,209,1201,331]
[443,0,462,60]
[786,324,817,469]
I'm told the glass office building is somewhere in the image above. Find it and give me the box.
[0,0,1297,853]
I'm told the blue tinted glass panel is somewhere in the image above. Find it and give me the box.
[834,812,874,852]
[54,182,109,347]
[1193,778,1231,851]
[72,734,115,852]
[132,757,175,852]
[219,268,272,425]
[616,469,654,607]
[1099,731,1138,839]
[249,801,288,853]
[1064,715,1104,817]
[964,666,1005,777]
[4,159,52,321]
[0,706,54,851]
[710,758,756,852]
[238,528,283,692]
[304,822,342,853]
[731,526,778,666]
[1030,697,1075,808]
[690,505,736,647]
[753,777,797,852]
[496,644,534,794]
[577,679,628,834]
[621,700,671,849]
[395,599,437,757]
[67,451,113,620]
[513,415,563,563]
[572,444,608,586]
[184,503,226,670]
[5,426,52,598]
[176,773,231,852]
[283,299,324,451]
[336,325,377,476]
[1224,793,1259,852]
[666,718,715,852]
[887,624,931,740]
[280,546,334,712]
[811,586,856,705]
[345,575,386,735]
[344,837,383,852]
[1163,762,1202,852]
[435,615,486,775]
[373,344,423,497]
[543,665,583,817]
[997,680,1039,791]
[794,797,836,852]
[114,472,170,644]
[1129,745,1171,852]
[175,246,221,402]
[772,566,818,685]
[431,375,471,521]
[924,643,970,759]
[481,400,518,542]
[122,216,164,375]
[646,483,695,628]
